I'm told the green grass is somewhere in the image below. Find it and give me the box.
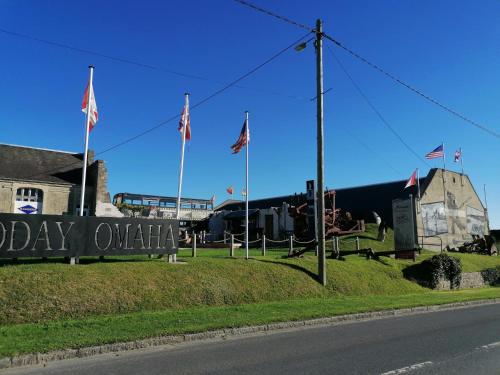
[1,287,499,357]
[1,223,499,357]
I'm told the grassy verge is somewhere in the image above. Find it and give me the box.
[1,287,499,357]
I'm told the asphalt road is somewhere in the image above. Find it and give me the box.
[4,303,500,375]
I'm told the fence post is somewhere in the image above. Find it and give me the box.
[288,235,294,256]
[224,231,227,244]
[192,233,197,257]
[262,234,266,256]
[356,236,360,252]
[202,230,206,244]
[332,237,337,258]
[230,234,235,257]
[336,236,340,253]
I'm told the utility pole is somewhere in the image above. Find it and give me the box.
[315,19,326,286]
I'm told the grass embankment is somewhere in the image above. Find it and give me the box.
[1,224,499,357]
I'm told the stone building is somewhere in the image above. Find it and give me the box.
[214,169,489,250]
[0,143,112,216]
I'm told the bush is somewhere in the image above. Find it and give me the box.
[423,254,462,289]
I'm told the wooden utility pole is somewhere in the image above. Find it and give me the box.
[315,19,326,286]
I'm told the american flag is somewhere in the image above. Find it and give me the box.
[425,144,444,159]
[230,119,249,154]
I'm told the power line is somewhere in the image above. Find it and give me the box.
[233,0,314,32]
[0,27,307,101]
[21,32,314,181]
[325,44,431,168]
[324,35,500,140]
[233,0,500,140]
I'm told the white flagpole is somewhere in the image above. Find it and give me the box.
[176,93,189,220]
[245,111,249,260]
[79,65,94,217]
[459,147,464,186]
[416,168,421,201]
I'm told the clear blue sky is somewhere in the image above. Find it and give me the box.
[1,0,499,227]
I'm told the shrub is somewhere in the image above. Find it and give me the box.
[422,254,462,289]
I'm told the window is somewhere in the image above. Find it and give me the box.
[16,188,43,203]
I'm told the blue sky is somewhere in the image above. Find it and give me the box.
[1,0,499,227]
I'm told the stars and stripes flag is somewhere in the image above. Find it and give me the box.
[454,149,462,162]
[404,169,417,189]
[81,81,98,131]
[230,119,249,154]
[178,103,191,141]
[425,144,444,159]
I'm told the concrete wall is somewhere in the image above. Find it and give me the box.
[417,170,488,251]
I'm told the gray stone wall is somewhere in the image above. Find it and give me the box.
[436,268,500,290]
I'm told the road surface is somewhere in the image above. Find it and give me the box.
[3,303,500,374]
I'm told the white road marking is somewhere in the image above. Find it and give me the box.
[478,341,500,350]
[381,361,433,374]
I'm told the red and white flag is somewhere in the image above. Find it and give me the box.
[226,186,234,195]
[404,170,417,189]
[230,119,249,154]
[454,149,462,163]
[81,81,98,131]
[178,103,191,141]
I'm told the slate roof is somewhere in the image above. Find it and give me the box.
[218,170,438,223]
[0,144,86,185]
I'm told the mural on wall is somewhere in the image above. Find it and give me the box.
[466,206,485,235]
[421,202,447,236]
[446,191,468,235]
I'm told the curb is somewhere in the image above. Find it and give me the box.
[2,298,500,370]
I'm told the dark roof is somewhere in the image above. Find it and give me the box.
[0,144,85,185]
[218,170,439,223]
[223,209,259,220]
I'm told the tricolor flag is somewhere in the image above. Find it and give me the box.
[404,170,417,189]
[226,186,234,195]
[230,119,249,154]
[81,81,98,131]
[178,103,191,141]
[425,144,444,159]
[454,149,462,163]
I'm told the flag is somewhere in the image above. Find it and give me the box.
[210,195,216,204]
[425,144,444,159]
[226,186,233,195]
[178,104,191,141]
[230,119,249,154]
[404,170,417,189]
[81,81,98,131]
[454,149,462,163]
[241,189,247,197]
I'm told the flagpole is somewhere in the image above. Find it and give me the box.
[176,93,189,220]
[460,147,464,186]
[441,141,446,203]
[245,111,249,260]
[416,168,421,201]
[79,65,94,217]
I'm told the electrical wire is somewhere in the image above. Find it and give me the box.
[233,0,500,140]
[325,44,432,168]
[0,27,306,101]
[19,32,314,181]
